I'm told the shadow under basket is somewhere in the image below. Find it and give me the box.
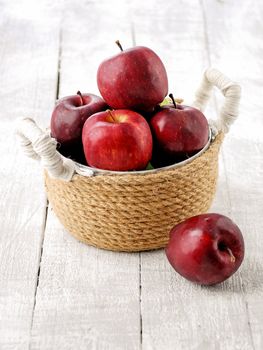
[44,133,223,252]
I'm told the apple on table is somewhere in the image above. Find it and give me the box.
[165,213,245,285]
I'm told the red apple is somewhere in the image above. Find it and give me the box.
[165,213,245,285]
[150,95,209,167]
[97,41,168,112]
[51,92,107,147]
[82,109,153,171]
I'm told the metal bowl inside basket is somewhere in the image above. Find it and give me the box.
[72,127,213,177]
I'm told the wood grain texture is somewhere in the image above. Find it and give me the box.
[31,211,140,350]
[134,0,262,349]
[1,0,263,348]
[131,0,210,104]
[58,0,132,97]
[203,1,263,349]
[0,10,59,349]
[30,2,141,349]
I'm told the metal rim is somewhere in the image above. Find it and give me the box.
[72,128,213,177]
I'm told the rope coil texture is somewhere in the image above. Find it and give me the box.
[15,117,75,181]
[44,133,223,251]
[193,68,241,134]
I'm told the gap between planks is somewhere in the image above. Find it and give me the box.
[29,199,49,343]
[132,23,143,348]
[139,252,143,348]
[29,23,63,343]
[28,18,144,348]
[55,26,63,101]
[200,1,255,349]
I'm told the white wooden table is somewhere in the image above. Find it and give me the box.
[1,0,263,349]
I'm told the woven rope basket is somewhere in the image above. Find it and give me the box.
[16,68,241,252]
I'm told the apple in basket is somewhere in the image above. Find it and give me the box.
[150,94,209,167]
[51,91,107,158]
[97,41,168,112]
[165,214,245,285]
[82,109,153,171]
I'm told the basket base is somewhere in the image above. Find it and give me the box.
[70,231,169,252]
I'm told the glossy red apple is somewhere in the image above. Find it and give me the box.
[150,95,209,167]
[97,41,168,112]
[165,213,245,285]
[51,91,107,147]
[82,109,153,171]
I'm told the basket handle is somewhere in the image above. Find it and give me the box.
[192,68,241,134]
[15,117,76,181]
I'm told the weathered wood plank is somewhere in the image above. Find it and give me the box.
[58,0,133,97]
[30,2,141,349]
[130,0,210,104]
[133,0,257,348]
[0,14,60,349]
[31,211,140,349]
[2,0,263,348]
[203,1,263,348]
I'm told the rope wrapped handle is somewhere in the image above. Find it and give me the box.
[15,117,76,181]
[15,69,240,181]
[192,68,241,134]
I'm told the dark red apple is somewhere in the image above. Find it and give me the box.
[165,213,245,285]
[150,95,209,167]
[51,92,107,147]
[50,92,107,163]
[82,109,153,171]
[97,41,168,112]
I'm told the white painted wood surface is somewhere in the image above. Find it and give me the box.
[1,0,263,349]
[0,13,60,348]
[133,2,261,349]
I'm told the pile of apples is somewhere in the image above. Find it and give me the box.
[51,41,209,171]
[50,42,245,286]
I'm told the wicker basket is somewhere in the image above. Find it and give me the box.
[16,68,241,252]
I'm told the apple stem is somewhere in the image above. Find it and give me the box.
[77,91,84,105]
[226,247,236,263]
[107,109,115,122]
[169,93,177,109]
[115,40,124,51]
